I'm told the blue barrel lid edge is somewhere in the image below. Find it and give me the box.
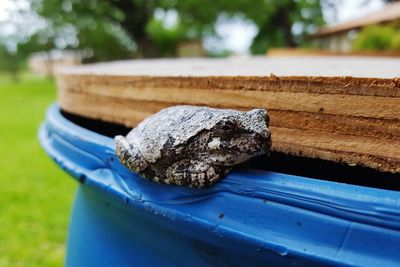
[39,103,400,266]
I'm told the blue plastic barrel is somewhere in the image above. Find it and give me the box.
[39,103,400,267]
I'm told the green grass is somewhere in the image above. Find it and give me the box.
[0,73,76,267]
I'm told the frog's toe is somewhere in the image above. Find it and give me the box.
[166,160,228,188]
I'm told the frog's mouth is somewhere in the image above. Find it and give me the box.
[208,154,256,166]
[205,130,270,166]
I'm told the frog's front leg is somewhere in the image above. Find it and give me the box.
[165,159,230,188]
[115,135,148,172]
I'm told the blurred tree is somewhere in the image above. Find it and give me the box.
[391,32,400,50]
[146,17,185,57]
[31,0,137,60]
[165,0,326,54]
[30,0,328,59]
[243,0,326,53]
[352,24,400,51]
[0,32,51,81]
[363,0,400,3]
[0,44,21,81]
[31,0,213,58]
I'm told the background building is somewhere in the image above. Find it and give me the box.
[312,2,400,53]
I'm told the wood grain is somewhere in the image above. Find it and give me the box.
[56,57,400,173]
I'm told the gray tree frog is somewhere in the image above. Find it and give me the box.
[115,105,271,188]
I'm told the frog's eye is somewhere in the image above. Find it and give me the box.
[217,121,236,134]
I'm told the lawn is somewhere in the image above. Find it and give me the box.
[0,73,76,267]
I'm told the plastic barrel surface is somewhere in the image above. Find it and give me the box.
[39,103,400,267]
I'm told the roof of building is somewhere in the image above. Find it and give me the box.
[314,2,400,37]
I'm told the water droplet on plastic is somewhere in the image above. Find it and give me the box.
[275,246,288,256]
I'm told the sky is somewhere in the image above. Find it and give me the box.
[0,0,388,54]
[0,0,28,22]
[334,0,384,22]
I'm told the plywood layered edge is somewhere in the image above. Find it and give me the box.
[56,72,400,173]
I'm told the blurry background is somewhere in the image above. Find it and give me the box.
[1,0,400,79]
[0,0,399,266]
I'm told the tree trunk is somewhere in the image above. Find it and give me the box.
[6,54,20,82]
[277,3,296,47]
[136,37,161,58]
[10,69,19,82]
[283,24,296,48]
[109,0,160,58]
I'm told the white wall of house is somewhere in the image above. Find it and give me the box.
[312,30,357,53]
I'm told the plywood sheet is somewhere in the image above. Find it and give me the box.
[56,57,400,173]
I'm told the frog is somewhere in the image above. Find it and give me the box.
[115,105,271,188]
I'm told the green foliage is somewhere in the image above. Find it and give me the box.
[31,0,135,61]
[251,29,285,54]
[391,33,400,50]
[162,0,326,54]
[208,49,234,58]
[352,25,400,51]
[0,36,47,80]
[77,21,134,62]
[146,18,185,56]
[0,74,76,267]
[0,31,56,80]
[1,0,329,77]
[0,44,22,80]
[247,0,325,54]
[0,0,330,77]
[30,0,327,59]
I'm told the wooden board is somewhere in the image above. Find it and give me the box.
[56,57,400,173]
